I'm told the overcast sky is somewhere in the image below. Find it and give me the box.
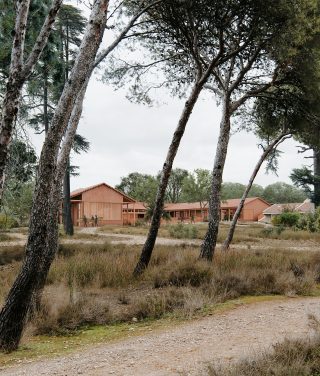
[31,2,310,192]
[68,78,309,191]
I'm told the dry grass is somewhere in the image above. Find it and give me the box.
[0,241,319,337]
[0,233,15,242]
[0,245,24,265]
[1,222,320,341]
[207,335,320,376]
[99,223,320,244]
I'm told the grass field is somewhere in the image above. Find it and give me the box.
[100,222,320,243]
[1,223,320,368]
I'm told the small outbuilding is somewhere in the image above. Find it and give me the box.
[260,199,315,224]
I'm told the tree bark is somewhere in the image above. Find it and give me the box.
[63,160,74,235]
[313,149,320,207]
[0,0,109,352]
[221,133,290,252]
[133,79,205,276]
[199,96,231,261]
[43,70,49,134]
[32,81,87,313]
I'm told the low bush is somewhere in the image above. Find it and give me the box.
[0,245,24,265]
[0,214,19,229]
[1,242,319,337]
[34,295,111,335]
[207,336,320,376]
[272,211,300,228]
[168,223,199,239]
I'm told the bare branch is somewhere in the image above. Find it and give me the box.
[94,0,162,68]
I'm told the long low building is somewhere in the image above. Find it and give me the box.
[122,197,270,225]
[69,182,271,226]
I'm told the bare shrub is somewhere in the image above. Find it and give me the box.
[207,336,320,376]
[0,242,318,336]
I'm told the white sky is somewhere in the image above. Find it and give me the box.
[73,78,309,190]
[31,72,308,191]
[30,1,310,191]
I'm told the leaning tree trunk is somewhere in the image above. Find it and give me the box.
[63,160,74,235]
[33,81,88,311]
[221,132,289,252]
[133,79,205,276]
[0,79,24,202]
[199,96,231,261]
[313,148,320,207]
[0,0,109,352]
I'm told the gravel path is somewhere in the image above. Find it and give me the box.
[1,297,320,376]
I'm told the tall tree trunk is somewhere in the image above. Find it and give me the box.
[32,81,87,313]
[313,148,320,207]
[221,133,289,252]
[63,160,74,235]
[0,0,109,352]
[199,96,231,261]
[43,71,49,134]
[0,0,62,203]
[0,79,23,201]
[133,79,205,276]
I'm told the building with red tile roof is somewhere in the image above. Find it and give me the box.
[69,182,271,226]
[124,197,270,224]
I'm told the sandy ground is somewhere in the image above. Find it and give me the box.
[1,297,320,376]
[1,227,318,251]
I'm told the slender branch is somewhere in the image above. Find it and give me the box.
[22,0,63,78]
[94,0,162,68]
[228,44,263,93]
[11,0,31,73]
[221,132,291,252]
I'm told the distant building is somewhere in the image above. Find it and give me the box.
[70,183,135,226]
[124,197,270,224]
[70,182,271,226]
[260,199,315,224]
[164,197,270,223]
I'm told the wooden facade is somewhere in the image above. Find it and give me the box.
[70,183,135,227]
[70,183,270,227]
[124,197,270,225]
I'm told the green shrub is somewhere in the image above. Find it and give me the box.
[168,223,199,239]
[260,227,274,237]
[272,212,300,228]
[0,214,19,229]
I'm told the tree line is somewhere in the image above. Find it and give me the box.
[0,0,320,352]
[116,170,308,206]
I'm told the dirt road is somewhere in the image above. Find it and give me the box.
[1,297,319,376]
[1,228,318,252]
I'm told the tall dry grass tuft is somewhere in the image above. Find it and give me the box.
[207,335,320,376]
[1,241,319,336]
